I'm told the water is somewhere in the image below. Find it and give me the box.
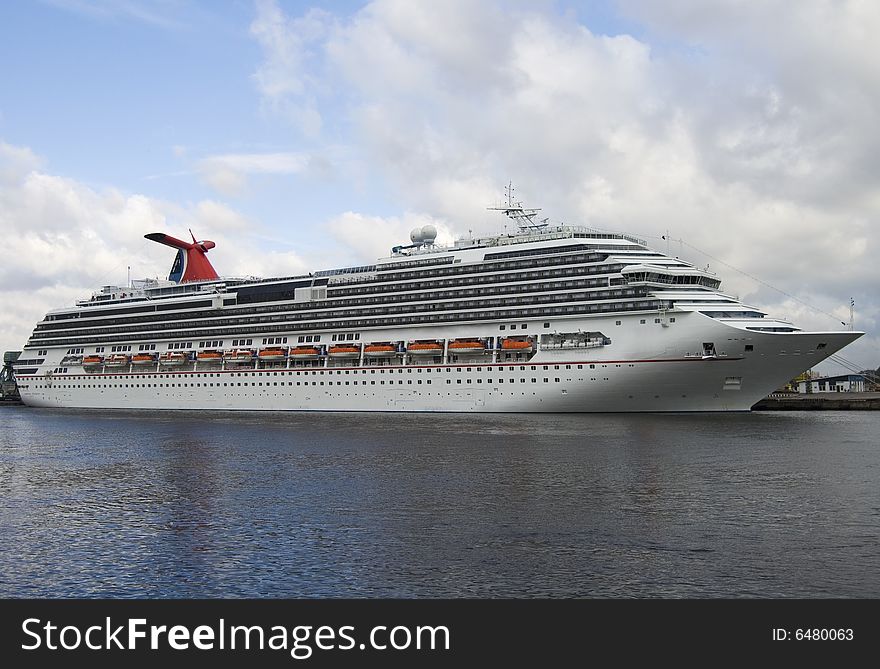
[1,407,878,598]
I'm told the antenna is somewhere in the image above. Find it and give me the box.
[487,181,547,233]
[127,265,131,289]
[850,297,855,331]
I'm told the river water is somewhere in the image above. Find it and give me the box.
[1,407,878,597]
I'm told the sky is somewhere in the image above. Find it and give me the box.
[0,0,877,372]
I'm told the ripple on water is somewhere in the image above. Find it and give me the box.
[1,407,879,597]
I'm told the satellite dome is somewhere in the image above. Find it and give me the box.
[410,228,425,244]
[420,225,438,244]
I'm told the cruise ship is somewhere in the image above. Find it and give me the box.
[13,196,863,412]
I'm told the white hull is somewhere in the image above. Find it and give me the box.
[17,314,860,412]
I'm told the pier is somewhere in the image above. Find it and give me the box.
[752,392,880,411]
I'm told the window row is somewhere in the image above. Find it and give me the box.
[29,301,671,347]
[33,289,650,341]
[35,271,624,333]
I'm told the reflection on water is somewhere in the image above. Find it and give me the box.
[1,408,878,597]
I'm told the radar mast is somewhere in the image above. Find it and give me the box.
[487,182,549,233]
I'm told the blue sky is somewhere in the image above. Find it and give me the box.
[0,1,390,231]
[0,0,877,371]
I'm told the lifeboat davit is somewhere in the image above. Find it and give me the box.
[447,339,487,354]
[159,352,188,366]
[290,346,321,359]
[258,347,288,360]
[197,350,222,362]
[328,345,360,359]
[224,349,254,362]
[104,354,130,368]
[131,353,157,366]
[83,355,104,367]
[364,344,399,357]
[501,338,533,352]
[407,341,443,355]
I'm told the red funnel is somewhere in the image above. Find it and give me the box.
[145,230,219,282]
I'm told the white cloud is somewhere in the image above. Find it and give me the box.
[249,0,331,136]
[0,141,313,354]
[0,141,44,183]
[247,0,879,369]
[197,151,310,196]
[42,0,186,30]
[326,211,453,264]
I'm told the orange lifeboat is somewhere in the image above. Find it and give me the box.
[501,338,533,351]
[131,353,156,366]
[83,355,104,367]
[364,343,398,357]
[290,346,321,359]
[407,341,443,355]
[258,347,288,360]
[447,339,487,354]
[224,349,254,363]
[159,352,188,366]
[328,345,360,359]
[197,350,222,362]
[104,354,130,368]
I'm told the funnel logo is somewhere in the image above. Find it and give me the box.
[145,230,219,283]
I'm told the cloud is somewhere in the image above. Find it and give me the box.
[249,0,332,136]
[42,0,186,30]
[326,211,454,264]
[0,141,44,183]
[0,140,312,354]
[246,0,880,369]
[197,151,310,196]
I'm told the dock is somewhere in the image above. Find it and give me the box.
[752,392,880,411]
